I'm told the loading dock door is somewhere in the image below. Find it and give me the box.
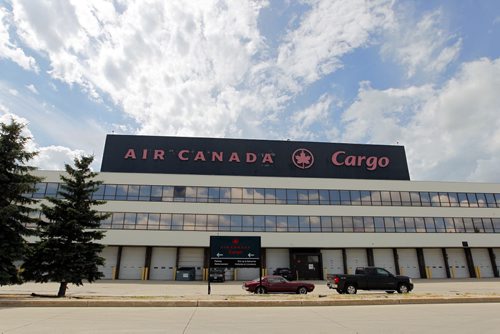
[120,247,146,280]
[235,268,260,281]
[423,248,447,278]
[266,249,289,275]
[150,247,176,280]
[446,248,469,278]
[321,249,344,276]
[178,248,204,280]
[373,249,396,275]
[397,249,420,278]
[471,248,494,278]
[98,246,118,279]
[345,249,368,275]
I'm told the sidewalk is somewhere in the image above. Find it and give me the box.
[1,278,499,307]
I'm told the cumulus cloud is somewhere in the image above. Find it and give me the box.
[381,8,461,79]
[0,6,38,72]
[287,93,334,140]
[278,0,394,84]
[340,58,500,182]
[4,0,396,141]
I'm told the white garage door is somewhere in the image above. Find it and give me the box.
[346,249,368,275]
[471,248,494,278]
[397,249,420,278]
[98,246,118,279]
[373,249,396,275]
[321,249,344,277]
[178,248,204,280]
[266,249,289,275]
[423,248,447,278]
[446,248,469,278]
[235,268,260,281]
[150,247,176,280]
[120,247,146,280]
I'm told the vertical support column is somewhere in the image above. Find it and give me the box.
[342,248,348,274]
[488,248,499,278]
[366,248,374,267]
[204,247,210,281]
[115,246,123,280]
[416,248,427,279]
[464,247,477,278]
[144,246,152,280]
[442,248,451,278]
[393,248,400,275]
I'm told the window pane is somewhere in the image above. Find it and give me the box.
[310,216,321,232]
[219,215,231,231]
[254,188,265,204]
[434,218,446,232]
[297,190,308,204]
[472,218,483,232]
[265,216,277,232]
[308,190,319,204]
[104,185,117,200]
[350,191,361,205]
[139,185,151,201]
[207,215,218,231]
[384,217,395,232]
[444,218,455,232]
[319,190,330,205]
[485,193,496,208]
[151,186,162,201]
[467,193,478,207]
[476,193,487,208]
[374,217,385,232]
[197,187,208,203]
[415,217,425,232]
[332,217,342,232]
[195,215,207,230]
[220,188,231,203]
[124,213,137,229]
[364,217,375,232]
[404,217,415,232]
[482,218,493,232]
[371,191,381,206]
[287,189,298,204]
[185,187,197,201]
[136,213,148,229]
[276,189,287,204]
[463,218,474,232]
[340,190,351,205]
[92,184,105,200]
[492,218,500,232]
[390,192,401,206]
[410,192,421,206]
[208,187,220,203]
[448,193,459,207]
[148,214,160,230]
[424,218,435,232]
[242,188,254,204]
[277,216,287,232]
[111,213,124,229]
[127,185,139,200]
[439,193,450,207]
[162,186,174,201]
[231,215,243,231]
[116,185,128,200]
[454,218,465,232]
[400,192,411,206]
[265,189,277,204]
[171,214,184,230]
[381,191,391,206]
[299,216,310,232]
[458,193,469,207]
[420,192,431,206]
[394,217,405,232]
[329,190,341,205]
[231,188,243,203]
[353,217,364,232]
[183,214,195,230]
[45,182,59,197]
[430,192,440,207]
[160,214,171,230]
[342,217,353,232]
[242,216,253,232]
[320,216,332,232]
[288,216,299,232]
[254,216,265,232]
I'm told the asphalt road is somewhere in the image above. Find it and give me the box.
[1,303,499,333]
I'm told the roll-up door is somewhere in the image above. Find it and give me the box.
[373,249,396,275]
[397,249,420,278]
[471,248,494,278]
[446,248,469,278]
[178,248,204,280]
[266,249,289,275]
[120,247,146,280]
[346,249,368,275]
[423,248,447,278]
[235,268,260,281]
[321,249,344,277]
[150,247,176,280]
[98,246,118,279]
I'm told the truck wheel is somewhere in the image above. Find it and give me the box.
[255,286,267,294]
[345,284,357,294]
[297,287,308,294]
[397,284,409,294]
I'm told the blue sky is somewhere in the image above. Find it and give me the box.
[1,0,499,182]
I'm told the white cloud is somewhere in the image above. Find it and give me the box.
[287,93,333,140]
[5,0,397,142]
[381,8,461,79]
[277,0,394,84]
[33,145,86,171]
[340,58,500,182]
[0,6,38,72]
[8,88,18,96]
[26,83,38,94]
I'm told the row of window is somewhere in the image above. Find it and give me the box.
[27,211,499,233]
[30,182,500,208]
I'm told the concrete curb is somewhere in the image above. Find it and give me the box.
[1,296,500,307]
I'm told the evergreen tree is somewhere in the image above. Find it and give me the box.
[23,155,108,297]
[0,120,41,286]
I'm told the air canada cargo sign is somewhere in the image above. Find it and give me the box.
[100,135,410,180]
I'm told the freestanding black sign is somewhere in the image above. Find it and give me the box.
[100,134,411,180]
[209,236,261,268]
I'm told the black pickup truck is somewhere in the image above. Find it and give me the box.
[327,267,414,294]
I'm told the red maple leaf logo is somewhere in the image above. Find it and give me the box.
[292,148,314,169]
[295,151,311,165]
[232,239,239,244]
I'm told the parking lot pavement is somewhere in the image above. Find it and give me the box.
[1,278,499,298]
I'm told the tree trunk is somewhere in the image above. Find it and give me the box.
[57,281,68,297]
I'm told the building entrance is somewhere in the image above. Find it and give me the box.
[291,252,322,280]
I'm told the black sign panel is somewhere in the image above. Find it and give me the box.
[209,236,261,268]
[100,134,410,180]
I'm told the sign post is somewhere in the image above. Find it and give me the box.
[208,236,261,295]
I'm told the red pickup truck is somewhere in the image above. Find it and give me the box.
[327,267,414,294]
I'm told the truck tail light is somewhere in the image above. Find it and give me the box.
[334,276,340,284]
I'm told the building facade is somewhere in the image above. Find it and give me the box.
[31,135,500,281]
